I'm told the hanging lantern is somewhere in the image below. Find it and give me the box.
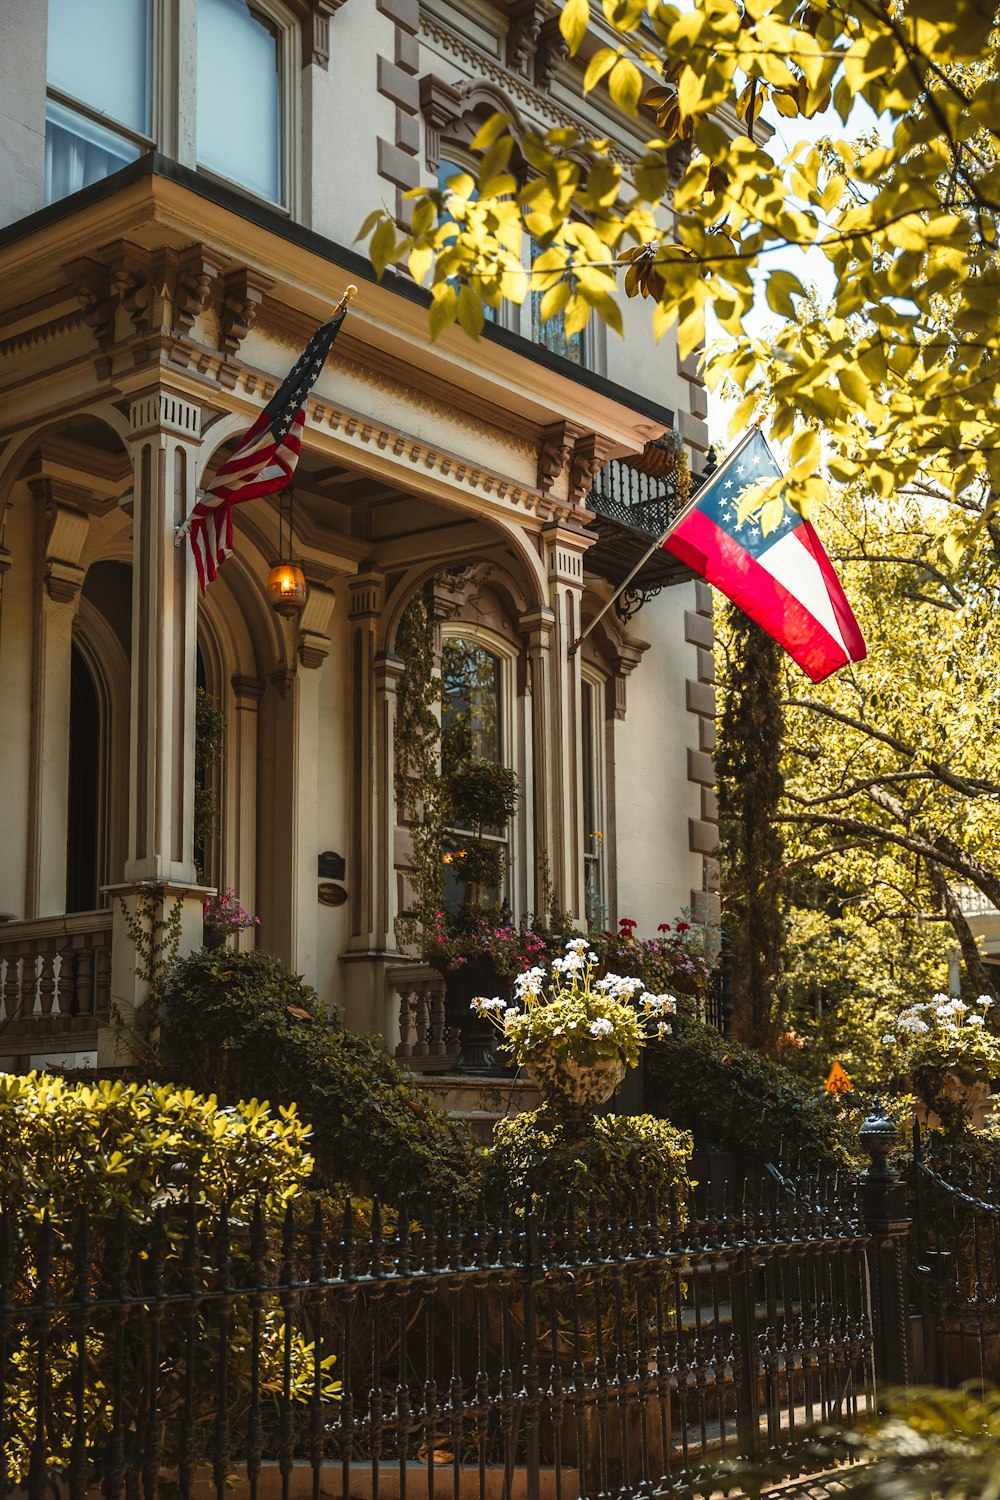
[267,487,308,618]
[266,560,307,617]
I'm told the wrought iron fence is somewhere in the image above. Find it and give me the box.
[912,1120,1000,1385]
[0,1166,879,1500]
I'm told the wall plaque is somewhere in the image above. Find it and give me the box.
[318,850,346,879]
[318,882,348,907]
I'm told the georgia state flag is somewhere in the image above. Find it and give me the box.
[664,429,866,683]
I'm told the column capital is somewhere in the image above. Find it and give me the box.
[348,570,384,620]
[128,390,202,443]
[231,674,265,706]
[540,522,594,589]
[518,605,556,650]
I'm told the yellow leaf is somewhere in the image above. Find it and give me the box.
[428,284,458,341]
[608,58,642,114]
[584,47,619,94]
[470,112,512,153]
[559,0,590,54]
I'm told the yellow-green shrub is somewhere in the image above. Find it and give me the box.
[0,1073,331,1487]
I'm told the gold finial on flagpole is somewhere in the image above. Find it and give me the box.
[334,284,359,314]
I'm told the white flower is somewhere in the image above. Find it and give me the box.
[470,996,506,1014]
[589,1017,614,1037]
[657,1021,671,1036]
[967,1014,985,1028]
[898,1014,929,1034]
[951,999,968,1013]
[565,937,590,954]
[931,992,950,1005]
[977,994,995,1008]
[504,1008,519,1023]
[645,993,678,1015]
[881,1034,897,1046]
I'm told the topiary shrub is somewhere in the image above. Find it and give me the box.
[643,1015,863,1168]
[159,948,477,1199]
[479,1105,693,1219]
[0,1072,328,1487]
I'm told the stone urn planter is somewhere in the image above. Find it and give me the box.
[443,958,510,1076]
[524,1045,627,1113]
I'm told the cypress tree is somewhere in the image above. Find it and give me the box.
[716,605,787,1051]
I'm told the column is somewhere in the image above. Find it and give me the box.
[341,570,396,1034]
[540,524,590,922]
[24,481,89,917]
[519,604,556,920]
[101,388,206,1061]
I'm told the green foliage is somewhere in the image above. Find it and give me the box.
[643,1015,863,1168]
[447,760,519,830]
[716,610,787,1051]
[0,1072,325,1486]
[160,948,477,1200]
[360,0,1000,529]
[481,1105,692,1218]
[720,1386,1000,1500]
[0,1071,312,1224]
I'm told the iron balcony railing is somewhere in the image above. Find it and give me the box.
[586,458,686,538]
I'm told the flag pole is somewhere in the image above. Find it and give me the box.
[568,418,764,656]
[173,285,359,546]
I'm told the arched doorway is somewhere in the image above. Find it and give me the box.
[66,643,101,913]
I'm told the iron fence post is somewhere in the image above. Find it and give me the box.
[731,1242,760,1459]
[522,1202,542,1500]
[860,1102,913,1393]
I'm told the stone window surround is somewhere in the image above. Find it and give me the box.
[44,0,348,220]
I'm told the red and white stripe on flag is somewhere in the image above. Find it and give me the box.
[188,409,305,590]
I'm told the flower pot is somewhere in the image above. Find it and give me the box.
[203,927,228,952]
[443,958,510,1076]
[524,1046,627,1113]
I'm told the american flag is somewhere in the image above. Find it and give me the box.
[187,308,347,589]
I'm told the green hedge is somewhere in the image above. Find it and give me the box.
[160,949,477,1199]
[643,1016,864,1167]
[480,1105,693,1218]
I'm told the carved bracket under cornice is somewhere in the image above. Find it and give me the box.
[220,267,275,356]
[537,422,615,507]
[287,0,349,68]
[568,432,616,508]
[63,256,117,352]
[61,239,285,366]
[503,3,566,88]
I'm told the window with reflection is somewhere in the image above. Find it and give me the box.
[529,236,584,365]
[437,159,498,324]
[440,637,507,908]
[45,0,150,204]
[197,0,282,203]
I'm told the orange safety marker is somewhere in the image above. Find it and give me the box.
[824,1060,853,1095]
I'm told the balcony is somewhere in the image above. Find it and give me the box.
[585,440,704,618]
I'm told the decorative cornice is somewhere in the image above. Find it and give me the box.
[0,309,83,360]
[220,267,275,356]
[420,14,635,164]
[568,431,616,507]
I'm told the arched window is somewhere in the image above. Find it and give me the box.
[440,635,508,909]
[45,0,151,203]
[197,0,283,204]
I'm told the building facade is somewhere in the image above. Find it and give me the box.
[0,0,716,1074]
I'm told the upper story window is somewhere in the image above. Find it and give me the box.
[197,0,282,204]
[45,0,151,203]
[44,0,292,210]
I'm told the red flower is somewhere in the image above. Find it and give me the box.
[677,921,690,932]
[657,922,672,932]
[619,917,637,933]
